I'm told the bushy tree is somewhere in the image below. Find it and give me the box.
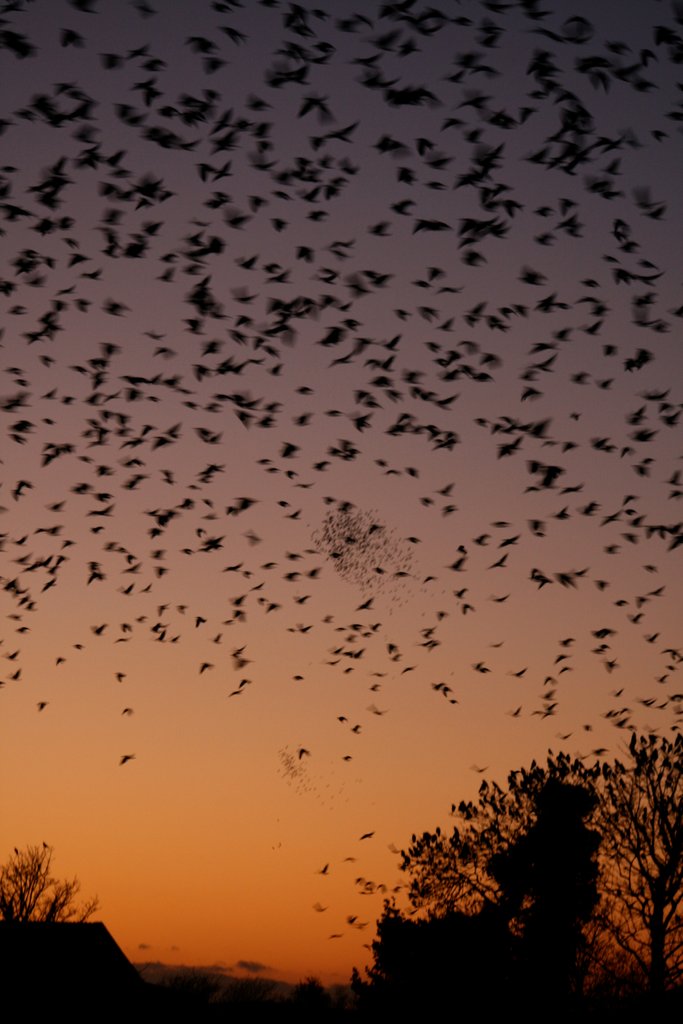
[291,976,332,1018]
[0,843,99,923]
[400,750,598,918]
[358,765,601,1010]
[389,736,683,999]
[352,899,510,1013]
[488,778,599,1000]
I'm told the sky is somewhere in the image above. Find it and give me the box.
[1,0,682,987]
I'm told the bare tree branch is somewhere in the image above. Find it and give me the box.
[0,844,99,924]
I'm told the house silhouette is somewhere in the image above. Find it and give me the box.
[0,921,153,1013]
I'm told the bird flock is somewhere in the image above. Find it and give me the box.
[1,0,682,959]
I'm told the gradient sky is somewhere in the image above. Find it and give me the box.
[1,0,682,986]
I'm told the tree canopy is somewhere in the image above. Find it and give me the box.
[361,735,683,1006]
[401,750,598,917]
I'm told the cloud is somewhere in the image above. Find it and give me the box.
[135,961,237,986]
[235,959,270,975]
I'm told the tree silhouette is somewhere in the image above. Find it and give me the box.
[358,768,600,1010]
[598,733,683,994]
[488,778,599,1002]
[392,738,683,1000]
[0,843,99,923]
[291,976,332,1019]
[352,899,510,1014]
[400,751,598,919]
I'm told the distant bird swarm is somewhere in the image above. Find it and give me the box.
[1,0,682,924]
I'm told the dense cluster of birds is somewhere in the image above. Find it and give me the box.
[312,503,415,597]
[1,0,682,949]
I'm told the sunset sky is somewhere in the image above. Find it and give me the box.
[1,0,682,986]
